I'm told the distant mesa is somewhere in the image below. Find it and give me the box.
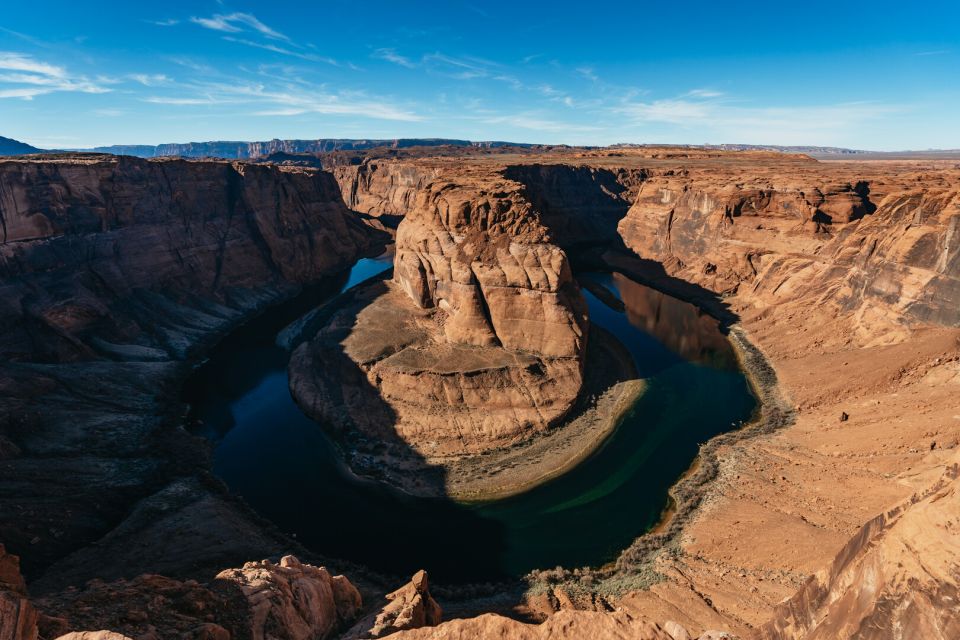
[4,132,960,161]
[0,136,42,156]
[82,137,539,159]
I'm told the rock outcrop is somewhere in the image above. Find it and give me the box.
[755,459,960,640]
[0,155,385,587]
[345,570,442,639]
[0,545,38,640]
[616,162,960,340]
[292,159,590,479]
[215,555,362,640]
[386,610,727,640]
[29,555,360,640]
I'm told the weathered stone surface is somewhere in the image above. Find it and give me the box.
[215,555,362,640]
[755,459,960,640]
[615,162,960,341]
[386,609,714,640]
[0,545,38,640]
[54,632,134,640]
[34,556,359,640]
[293,159,589,474]
[345,570,441,639]
[0,155,385,587]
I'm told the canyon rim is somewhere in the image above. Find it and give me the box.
[3,2,960,639]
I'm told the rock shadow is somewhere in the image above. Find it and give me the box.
[193,273,511,587]
[503,163,636,252]
[503,163,740,331]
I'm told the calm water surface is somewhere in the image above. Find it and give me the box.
[186,255,756,583]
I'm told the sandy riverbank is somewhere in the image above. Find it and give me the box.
[442,327,645,502]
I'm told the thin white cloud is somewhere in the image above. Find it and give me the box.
[190,12,287,41]
[144,95,226,105]
[576,66,599,82]
[149,19,180,27]
[493,75,523,90]
[129,73,171,86]
[373,48,415,68]
[618,98,714,125]
[0,51,109,99]
[222,37,338,65]
[686,88,724,98]
[481,113,600,132]
[0,52,65,78]
[0,87,48,99]
[143,78,422,122]
[615,93,901,144]
[422,53,494,80]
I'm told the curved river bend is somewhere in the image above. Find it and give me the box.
[186,251,756,583]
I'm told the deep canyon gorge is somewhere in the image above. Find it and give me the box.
[1,146,959,640]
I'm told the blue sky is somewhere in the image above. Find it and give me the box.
[2,1,958,150]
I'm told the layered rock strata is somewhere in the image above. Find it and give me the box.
[293,160,590,470]
[0,155,385,588]
[345,570,442,639]
[755,459,960,640]
[28,555,364,640]
[616,162,960,336]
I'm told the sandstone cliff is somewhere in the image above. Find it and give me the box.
[616,163,960,341]
[292,160,590,472]
[755,458,960,640]
[5,149,960,640]
[25,555,362,640]
[0,155,385,588]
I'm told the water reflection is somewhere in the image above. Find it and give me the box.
[187,261,756,582]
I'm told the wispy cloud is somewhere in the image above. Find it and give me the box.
[480,112,599,132]
[0,51,109,99]
[190,12,287,41]
[143,76,422,122]
[373,48,415,68]
[144,95,226,105]
[422,53,498,80]
[615,91,900,143]
[914,49,949,56]
[92,108,126,117]
[686,88,724,98]
[576,66,598,82]
[222,37,338,65]
[148,19,180,27]
[129,73,171,86]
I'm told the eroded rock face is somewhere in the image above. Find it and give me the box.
[0,155,385,586]
[0,545,38,640]
[345,570,442,639]
[215,555,362,640]
[33,555,360,640]
[390,172,587,358]
[293,160,589,470]
[755,460,960,640]
[385,610,719,640]
[616,164,960,342]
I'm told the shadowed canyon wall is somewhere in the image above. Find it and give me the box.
[0,155,386,586]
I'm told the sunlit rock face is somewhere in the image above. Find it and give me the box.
[292,160,591,466]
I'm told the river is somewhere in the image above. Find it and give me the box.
[186,250,756,583]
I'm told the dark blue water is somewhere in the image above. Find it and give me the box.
[186,257,756,583]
